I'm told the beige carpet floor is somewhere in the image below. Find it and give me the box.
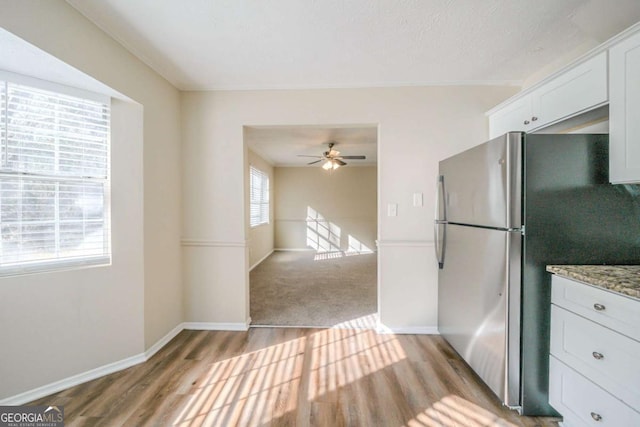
[250,251,377,328]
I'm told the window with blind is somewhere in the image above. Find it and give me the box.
[0,76,111,275]
[250,166,269,227]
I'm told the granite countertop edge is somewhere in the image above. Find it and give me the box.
[547,265,640,300]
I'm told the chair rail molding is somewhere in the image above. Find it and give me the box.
[376,240,434,247]
[181,239,248,247]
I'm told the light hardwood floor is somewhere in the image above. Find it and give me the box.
[31,328,559,426]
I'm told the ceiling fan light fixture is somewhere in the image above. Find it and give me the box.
[322,159,341,171]
[299,142,364,170]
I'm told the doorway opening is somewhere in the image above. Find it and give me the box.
[244,124,378,328]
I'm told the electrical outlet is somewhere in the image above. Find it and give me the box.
[413,192,423,207]
[387,203,398,216]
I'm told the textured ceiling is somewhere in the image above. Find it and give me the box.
[245,125,377,167]
[66,0,640,90]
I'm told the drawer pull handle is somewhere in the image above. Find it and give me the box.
[593,303,606,311]
[592,351,604,360]
[591,412,602,421]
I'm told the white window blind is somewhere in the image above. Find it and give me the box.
[0,79,111,275]
[250,166,269,227]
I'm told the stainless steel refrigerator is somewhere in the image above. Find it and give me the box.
[435,132,640,416]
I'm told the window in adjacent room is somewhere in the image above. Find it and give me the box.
[0,73,111,276]
[249,165,269,227]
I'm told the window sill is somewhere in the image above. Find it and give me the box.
[0,255,112,278]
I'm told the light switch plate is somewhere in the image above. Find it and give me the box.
[413,192,423,207]
[387,203,398,216]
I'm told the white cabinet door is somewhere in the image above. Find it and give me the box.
[550,305,640,410]
[549,356,640,427]
[610,31,640,184]
[489,95,532,138]
[489,52,608,138]
[531,52,608,130]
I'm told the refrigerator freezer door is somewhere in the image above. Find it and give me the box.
[438,223,521,409]
[439,132,522,229]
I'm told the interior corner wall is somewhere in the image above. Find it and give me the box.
[274,166,377,252]
[247,149,275,269]
[0,0,182,399]
[181,85,518,330]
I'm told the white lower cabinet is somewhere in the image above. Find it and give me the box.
[550,275,640,426]
[549,356,640,426]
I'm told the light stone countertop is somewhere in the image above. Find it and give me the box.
[546,265,640,300]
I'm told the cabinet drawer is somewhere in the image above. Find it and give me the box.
[551,275,640,342]
[550,305,640,410]
[549,356,640,427]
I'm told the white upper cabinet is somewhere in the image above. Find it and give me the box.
[531,52,608,129]
[609,30,640,184]
[488,52,608,139]
[488,94,533,138]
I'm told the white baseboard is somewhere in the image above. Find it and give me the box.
[273,248,315,252]
[0,352,146,406]
[249,250,274,271]
[275,248,377,254]
[376,324,439,335]
[0,319,256,405]
[144,323,185,360]
[183,322,249,331]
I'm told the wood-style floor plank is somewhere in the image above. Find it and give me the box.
[29,328,559,426]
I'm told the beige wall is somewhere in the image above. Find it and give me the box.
[181,85,517,330]
[247,149,275,268]
[274,166,377,252]
[0,0,182,399]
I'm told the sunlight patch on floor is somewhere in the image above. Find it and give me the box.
[308,328,407,400]
[173,328,407,426]
[313,251,344,260]
[174,334,307,426]
[330,313,378,329]
[408,395,518,427]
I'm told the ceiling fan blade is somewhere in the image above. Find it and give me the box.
[339,155,366,159]
[297,155,322,158]
[307,159,322,165]
[334,159,347,166]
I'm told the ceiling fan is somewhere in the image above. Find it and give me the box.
[297,142,366,170]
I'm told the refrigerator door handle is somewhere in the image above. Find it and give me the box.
[434,222,446,269]
[435,175,446,221]
[434,175,446,269]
